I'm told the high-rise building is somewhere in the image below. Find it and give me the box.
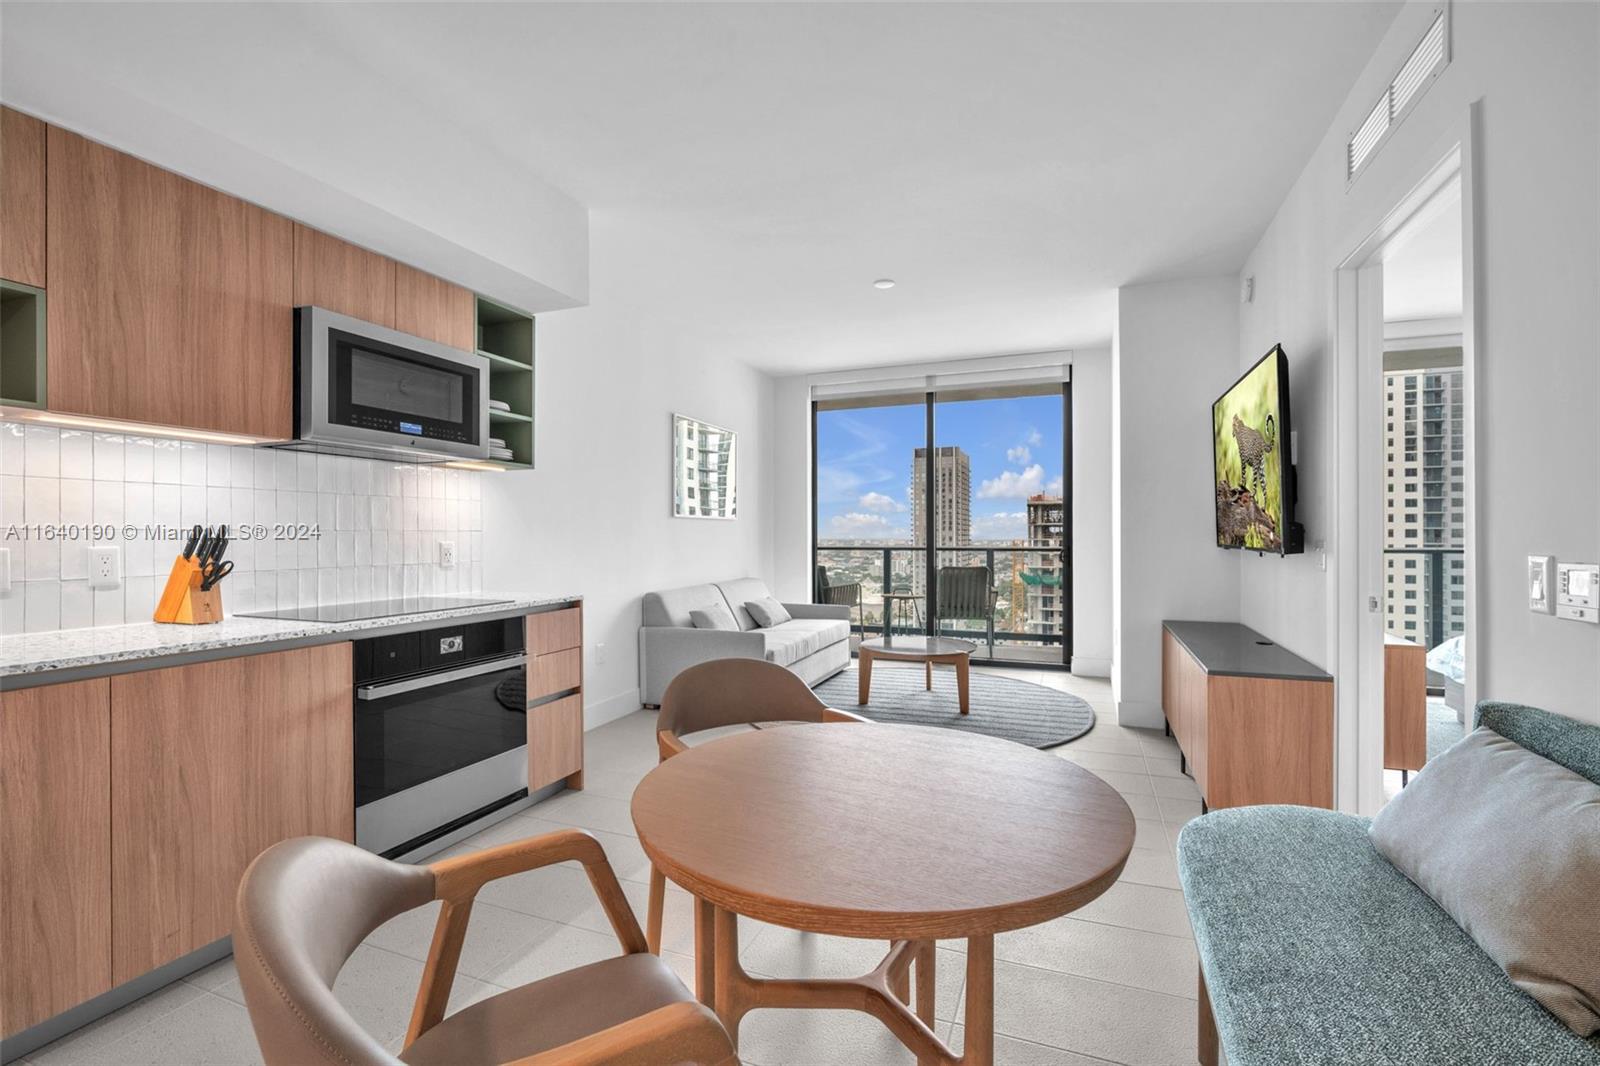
[911,447,971,547]
[1025,495,1065,635]
[1382,366,1465,646]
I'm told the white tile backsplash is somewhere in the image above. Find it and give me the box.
[0,424,484,634]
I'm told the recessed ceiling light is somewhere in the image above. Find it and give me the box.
[873,279,896,290]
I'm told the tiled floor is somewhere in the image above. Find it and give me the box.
[22,667,1202,1066]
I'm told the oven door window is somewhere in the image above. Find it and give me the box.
[356,663,524,806]
[328,327,481,447]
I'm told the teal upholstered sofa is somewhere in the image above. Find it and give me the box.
[1177,702,1600,1066]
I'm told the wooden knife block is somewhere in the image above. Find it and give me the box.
[153,555,224,624]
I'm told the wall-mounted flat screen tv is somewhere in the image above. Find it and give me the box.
[1213,344,1302,554]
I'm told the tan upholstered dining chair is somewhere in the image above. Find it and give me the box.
[646,658,869,953]
[234,832,737,1066]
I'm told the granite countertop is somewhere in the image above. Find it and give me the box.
[1162,619,1332,682]
[1,595,582,683]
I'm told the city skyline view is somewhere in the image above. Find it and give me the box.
[816,393,1064,545]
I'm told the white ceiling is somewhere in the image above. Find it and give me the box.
[2,2,1399,374]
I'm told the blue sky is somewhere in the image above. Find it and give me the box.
[816,394,1064,543]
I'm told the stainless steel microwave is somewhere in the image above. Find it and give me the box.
[289,306,489,462]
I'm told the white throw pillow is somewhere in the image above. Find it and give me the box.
[745,597,793,628]
[688,602,739,631]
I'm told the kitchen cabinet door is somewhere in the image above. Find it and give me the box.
[1,106,47,287]
[45,126,294,438]
[292,223,396,327]
[527,606,584,791]
[1,678,112,1036]
[109,644,353,981]
[395,262,475,350]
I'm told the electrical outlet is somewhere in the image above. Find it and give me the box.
[595,642,608,665]
[437,540,456,569]
[89,545,122,589]
[0,547,11,594]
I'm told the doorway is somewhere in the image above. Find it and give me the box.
[1335,139,1477,814]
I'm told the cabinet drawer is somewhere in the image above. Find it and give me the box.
[529,694,583,790]
[527,606,581,653]
[528,648,581,701]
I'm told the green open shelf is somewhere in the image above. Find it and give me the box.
[476,294,535,467]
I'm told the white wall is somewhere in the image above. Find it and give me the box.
[1238,0,1600,722]
[771,374,815,604]
[1070,348,1113,678]
[482,216,775,729]
[1112,278,1242,727]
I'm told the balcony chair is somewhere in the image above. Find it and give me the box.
[934,565,998,650]
[646,658,869,954]
[234,834,736,1066]
[814,564,863,633]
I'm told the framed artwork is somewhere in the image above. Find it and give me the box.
[672,413,737,519]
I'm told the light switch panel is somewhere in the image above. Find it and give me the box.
[1529,555,1554,613]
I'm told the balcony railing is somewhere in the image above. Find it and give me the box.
[814,544,1069,666]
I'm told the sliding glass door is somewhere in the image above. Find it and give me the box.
[813,381,1071,668]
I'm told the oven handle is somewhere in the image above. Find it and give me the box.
[356,653,526,701]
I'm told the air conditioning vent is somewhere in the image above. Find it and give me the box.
[1347,8,1450,183]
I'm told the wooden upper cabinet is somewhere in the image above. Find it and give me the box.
[45,126,293,438]
[395,261,475,350]
[1,107,47,287]
[1,678,113,1036]
[292,223,396,326]
[109,644,353,981]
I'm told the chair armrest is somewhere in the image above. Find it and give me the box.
[784,602,852,621]
[509,1001,736,1066]
[822,707,872,724]
[406,830,648,1047]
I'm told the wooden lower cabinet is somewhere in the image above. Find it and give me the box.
[1161,624,1333,810]
[1383,634,1427,773]
[527,605,584,792]
[109,644,353,981]
[1,678,112,1037]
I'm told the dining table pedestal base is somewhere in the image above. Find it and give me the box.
[698,904,995,1066]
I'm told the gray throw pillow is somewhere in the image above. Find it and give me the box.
[745,597,792,628]
[1369,727,1600,1035]
[688,602,738,631]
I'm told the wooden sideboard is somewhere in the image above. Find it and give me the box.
[1161,621,1334,810]
[1383,633,1427,777]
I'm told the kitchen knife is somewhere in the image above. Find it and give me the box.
[182,525,202,560]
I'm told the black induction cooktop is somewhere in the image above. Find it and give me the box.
[235,595,513,625]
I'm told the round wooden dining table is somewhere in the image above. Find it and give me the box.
[631,723,1136,1066]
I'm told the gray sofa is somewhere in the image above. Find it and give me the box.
[638,578,851,706]
[1177,701,1600,1066]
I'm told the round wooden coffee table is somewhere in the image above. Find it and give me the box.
[858,634,977,715]
[631,724,1135,1065]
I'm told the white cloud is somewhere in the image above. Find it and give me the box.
[1027,429,1043,447]
[857,491,905,513]
[828,512,905,538]
[1006,445,1032,464]
[971,511,1027,540]
[1046,475,1063,496]
[978,464,1046,499]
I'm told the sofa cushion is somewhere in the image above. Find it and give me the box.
[714,578,774,631]
[1177,805,1600,1065]
[760,618,849,666]
[689,602,739,631]
[642,583,734,628]
[1370,728,1600,1035]
[745,597,792,628]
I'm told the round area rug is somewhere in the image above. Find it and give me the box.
[813,667,1094,749]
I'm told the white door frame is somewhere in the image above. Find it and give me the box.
[1330,107,1480,815]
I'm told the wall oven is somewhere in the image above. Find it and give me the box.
[353,618,529,857]
[291,306,489,462]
